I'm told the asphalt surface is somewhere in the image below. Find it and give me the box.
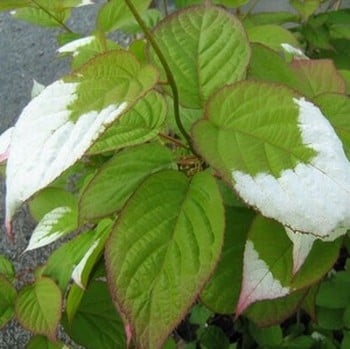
[0,1,304,348]
[0,3,103,348]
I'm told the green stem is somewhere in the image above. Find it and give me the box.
[242,0,261,18]
[124,0,192,146]
[159,133,189,149]
[30,0,73,33]
[162,0,169,16]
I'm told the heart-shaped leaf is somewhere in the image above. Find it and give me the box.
[193,81,350,239]
[149,5,250,108]
[5,50,158,231]
[80,142,175,221]
[0,276,16,329]
[106,170,225,349]
[15,277,62,340]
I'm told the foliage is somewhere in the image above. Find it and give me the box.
[0,0,350,348]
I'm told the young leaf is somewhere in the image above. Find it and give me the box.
[235,216,293,316]
[247,24,300,52]
[64,280,126,349]
[89,90,167,154]
[0,255,15,282]
[26,336,68,349]
[235,215,342,316]
[24,206,78,252]
[80,143,175,221]
[290,0,321,21]
[149,5,250,108]
[249,323,283,347]
[247,43,300,89]
[97,0,152,33]
[192,81,350,240]
[245,290,307,327]
[0,276,17,329]
[201,207,255,314]
[5,50,158,231]
[71,219,112,288]
[290,59,346,98]
[43,226,108,291]
[15,277,62,341]
[106,170,225,349]
[29,187,77,222]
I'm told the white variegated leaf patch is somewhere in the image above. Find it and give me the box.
[25,206,77,252]
[233,97,350,240]
[5,79,127,229]
[236,240,291,316]
[4,51,158,237]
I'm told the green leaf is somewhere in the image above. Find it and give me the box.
[314,93,350,158]
[198,325,230,349]
[243,12,298,28]
[235,216,293,315]
[43,226,107,291]
[64,280,126,349]
[12,7,70,27]
[71,219,112,289]
[29,187,77,222]
[192,81,350,239]
[249,322,283,347]
[149,5,250,108]
[235,216,341,316]
[247,24,300,51]
[174,0,202,8]
[189,303,213,325]
[339,70,350,94]
[290,0,321,20]
[316,306,344,330]
[6,50,158,227]
[301,284,319,321]
[316,271,350,309]
[0,276,16,329]
[89,90,167,154]
[0,255,15,282]
[80,143,175,220]
[201,207,255,314]
[25,206,78,252]
[245,290,306,327]
[97,0,152,32]
[15,277,62,340]
[247,44,301,89]
[0,0,30,11]
[290,59,346,98]
[342,331,350,349]
[106,170,225,349]
[213,0,249,7]
[26,335,68,349]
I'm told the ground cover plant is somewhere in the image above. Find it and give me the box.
[0,0,350,348]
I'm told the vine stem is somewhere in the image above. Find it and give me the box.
[31,0,73,33]
[124,0,192,146]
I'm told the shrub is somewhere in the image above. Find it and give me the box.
[0,0,350,348]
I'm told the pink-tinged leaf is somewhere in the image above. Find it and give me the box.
[290,59,346,98]
[285,228,316,275]
[236,240,291,316]
[0,127,13,163]
[5,50,158,229]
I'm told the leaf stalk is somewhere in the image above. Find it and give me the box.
[123,0,192,147]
